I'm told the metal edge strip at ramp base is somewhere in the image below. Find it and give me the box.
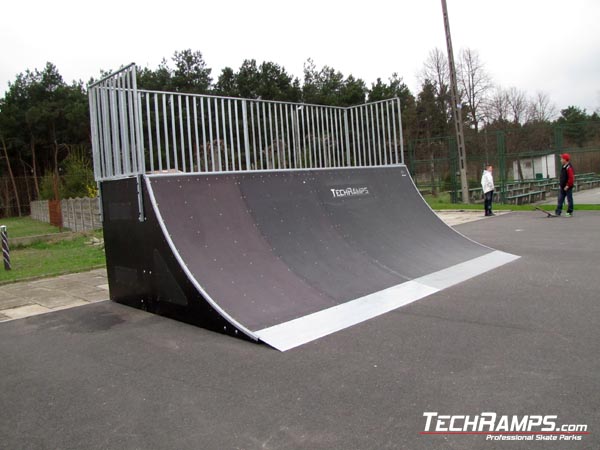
[256,251,519,351]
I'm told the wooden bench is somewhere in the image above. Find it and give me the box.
[505,190,547,205]
[537,181,559,191]
[450,188,486,203]
[575,179,600,191]
[576,172,596,180]
[506,187,528,197]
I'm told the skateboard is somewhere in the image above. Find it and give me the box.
[534,207,558,218]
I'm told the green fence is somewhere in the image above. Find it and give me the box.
[406,122,600,203]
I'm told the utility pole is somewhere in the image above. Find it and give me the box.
[441,0,469,204]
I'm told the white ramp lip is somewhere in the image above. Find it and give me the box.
[256,250,520,351]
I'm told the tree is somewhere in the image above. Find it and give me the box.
[61,145,96,198]
[170,49,212,93]
[214,59,301,102]
[1,72,38,194]
[303,61,345,105]
[527,91,557,123]
[255,61,301,102]
[233,59,261,98]
[301,58,365,106]
[556,106,591,147]
[0,63,89,202]
[416,80,448,139]
[301,58,321,104]
[457,48,493,131]
[483,87,510,125]
[368,74,410,101]
[506,87,528,125]
[338,75,366,106]
[0,85,25,215]
[418,48,451,118]
[214,67,238,97]
[137,59,172,91]
[368,74,417,140]
[136,50,213,94]
[416,80,448,195]
[0,135,21,216]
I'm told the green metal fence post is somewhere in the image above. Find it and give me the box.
[554,125,564,151]
[496,131,507,203]
[407,140,415,175]
[449,137,459,203]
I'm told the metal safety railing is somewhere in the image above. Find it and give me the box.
[89,64,145,181]
[89,64,404,181]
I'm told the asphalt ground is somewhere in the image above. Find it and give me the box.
[1,210,599,449]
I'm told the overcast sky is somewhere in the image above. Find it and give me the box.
[2,0,599,115]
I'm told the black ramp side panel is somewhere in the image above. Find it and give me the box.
[102,177,239,336]
[145,165,519,350]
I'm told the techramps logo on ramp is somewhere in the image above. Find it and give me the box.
[330,186,370,198]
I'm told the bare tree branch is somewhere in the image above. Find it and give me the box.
[483,87,510,124]
[528,91,558,123]
[418,48,453,123]
[418,48,450,99]
[457,48,494,131]
[506,87,528,125]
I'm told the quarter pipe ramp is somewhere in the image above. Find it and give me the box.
[101,165,518,350]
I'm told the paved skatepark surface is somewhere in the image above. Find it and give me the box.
[1,210,599,449]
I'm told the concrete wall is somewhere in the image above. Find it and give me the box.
[30,200,50,223]
[30,198,102,231]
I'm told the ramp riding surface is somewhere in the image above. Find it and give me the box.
[103,165,517,350]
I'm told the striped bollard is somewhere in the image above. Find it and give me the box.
[1,225,10,271]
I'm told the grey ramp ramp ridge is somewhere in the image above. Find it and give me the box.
[147,166,519,350]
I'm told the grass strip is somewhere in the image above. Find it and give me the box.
[0,231,105,285]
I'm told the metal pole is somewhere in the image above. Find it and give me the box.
[1,225,10,271]
[441,0,470,204]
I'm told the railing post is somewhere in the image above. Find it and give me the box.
[395,97,404,165]
[88,87,102,180]
[128,66,146,221]
[242,100,251,170]
[136,175,145,222]
[344,109,351,166]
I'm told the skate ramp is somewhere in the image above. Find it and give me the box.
[139,165,518,350]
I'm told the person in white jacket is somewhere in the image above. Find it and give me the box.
[481,164,495,216]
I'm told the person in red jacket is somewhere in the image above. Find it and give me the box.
[555,153,575,216]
